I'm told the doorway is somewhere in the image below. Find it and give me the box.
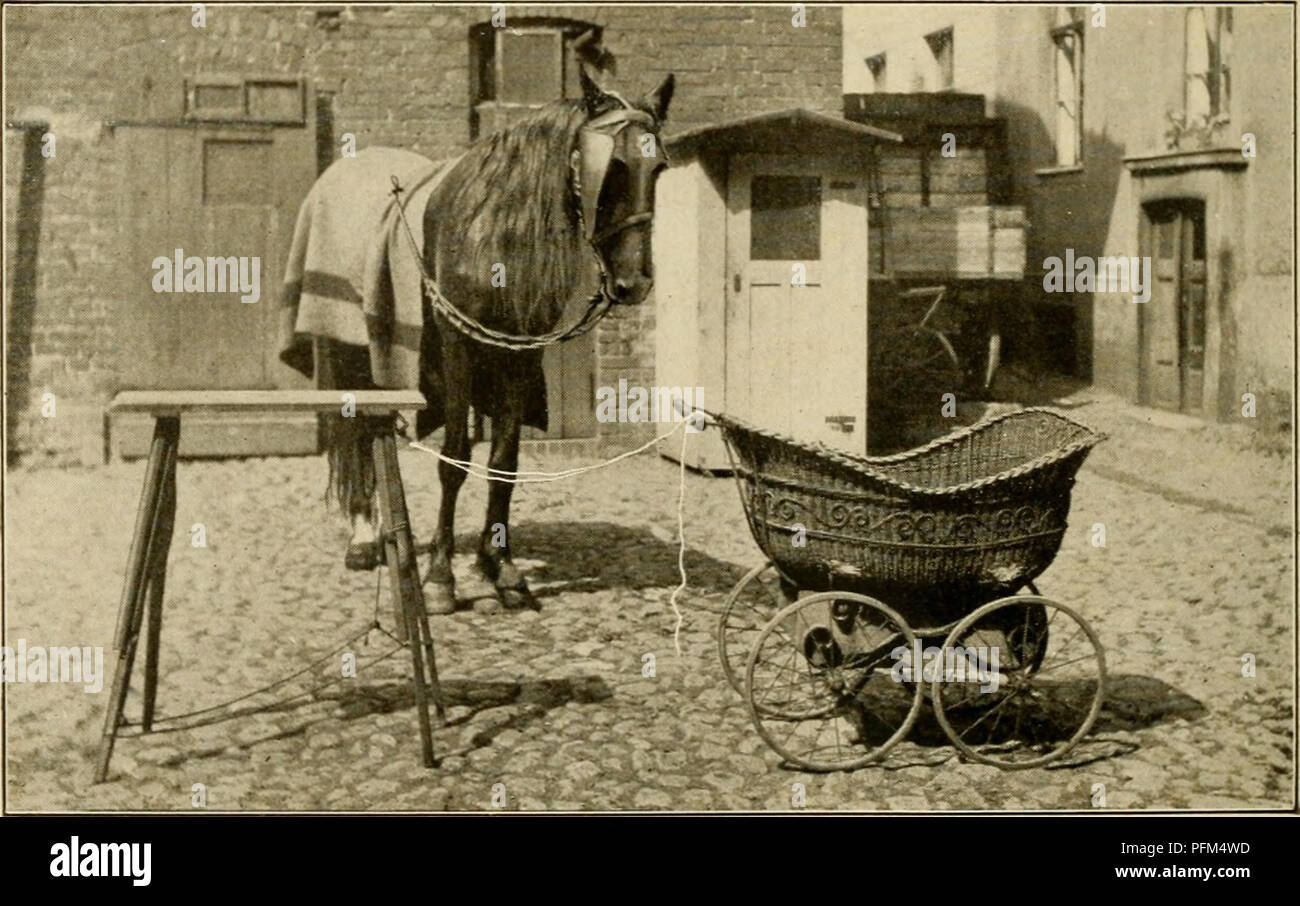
[1140,199,1207,413]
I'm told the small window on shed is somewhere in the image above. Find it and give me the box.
[750,175,821,261]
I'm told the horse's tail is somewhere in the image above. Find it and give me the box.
[321,410,375,516]
[316,338,376,517]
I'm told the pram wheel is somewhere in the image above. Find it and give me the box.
[744,592,924,772]
[931,595,1105,769]
[718,562,796,706]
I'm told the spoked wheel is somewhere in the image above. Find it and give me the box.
[744,592,924,772]
[718,562,796,705]
[873,327,964,412]
[932,595,1105,769]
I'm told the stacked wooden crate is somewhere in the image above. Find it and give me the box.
[869,141,1026,277]
[876,145,925,207]
[854,92,1026,279]
[873,144,989,208]
[928,146,988,208]
[990,206,1028,277]
[882,206,1027,277]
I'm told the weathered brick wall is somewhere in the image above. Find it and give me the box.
[5,4,841,460]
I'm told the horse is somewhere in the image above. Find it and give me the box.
[313,52,674,615]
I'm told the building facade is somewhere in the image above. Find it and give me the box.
[845,3,1293,426]
[5,3,843,461]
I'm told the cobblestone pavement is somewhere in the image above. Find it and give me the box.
[4,389,1293,811]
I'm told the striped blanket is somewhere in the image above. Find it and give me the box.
[277,147,450,395]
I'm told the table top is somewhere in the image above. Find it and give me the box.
[110,390,427,415]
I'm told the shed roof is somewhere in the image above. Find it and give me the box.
[664,108,903,160]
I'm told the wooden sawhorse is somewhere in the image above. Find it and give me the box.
[94,390,445,782]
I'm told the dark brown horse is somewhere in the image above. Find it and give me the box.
[323,52,674,614]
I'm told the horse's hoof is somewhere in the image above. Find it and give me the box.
[475,551,501,582]
[344,541,382,571]
[497,582,537,611]
[422,574,457,615]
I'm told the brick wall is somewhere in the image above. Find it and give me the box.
[4,4,842,461]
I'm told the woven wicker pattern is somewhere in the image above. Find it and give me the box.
[714,408,1104,616]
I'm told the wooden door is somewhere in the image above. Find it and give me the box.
[725,155,869,454]
[115,120,317,456]
[1142,201,1206,413]
[522,305,596,441]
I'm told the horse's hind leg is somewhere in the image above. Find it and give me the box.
[319,340,380,571]
[477,404,535,610]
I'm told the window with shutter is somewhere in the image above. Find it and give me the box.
[1051,10,1084,167]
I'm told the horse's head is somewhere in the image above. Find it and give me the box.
[575,49,674,306]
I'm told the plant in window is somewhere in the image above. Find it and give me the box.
[1163,108,1231,151]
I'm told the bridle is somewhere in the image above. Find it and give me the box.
[572,103,664,250]
[391,99,665,351]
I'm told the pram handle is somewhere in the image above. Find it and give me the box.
[669,395,720,430]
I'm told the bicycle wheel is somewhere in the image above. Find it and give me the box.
[873,326,965,413]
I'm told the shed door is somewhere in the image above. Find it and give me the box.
[115,121,317,457]
[725,155,869,454]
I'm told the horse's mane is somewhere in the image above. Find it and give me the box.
[426,101,596,335]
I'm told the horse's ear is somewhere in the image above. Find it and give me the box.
[647,73,675,123]
[579,61,615,116]
[575,28,618,115]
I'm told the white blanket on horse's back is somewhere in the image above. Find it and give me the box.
[278,146,453,390]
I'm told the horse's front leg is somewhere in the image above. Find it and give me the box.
[423,364,471,615]
[477,404,535,610]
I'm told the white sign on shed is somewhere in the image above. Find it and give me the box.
[654,109,902,469]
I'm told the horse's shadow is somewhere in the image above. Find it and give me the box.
[438,520,754,603]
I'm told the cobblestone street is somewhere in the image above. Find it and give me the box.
[4,388,1293,811]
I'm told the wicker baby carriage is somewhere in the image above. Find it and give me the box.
[705,407,1108,772]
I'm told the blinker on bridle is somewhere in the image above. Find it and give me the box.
[571,103,666,250]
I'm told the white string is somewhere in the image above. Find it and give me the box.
[405,416,700,656]
[406,419,688,483]
[667,419,690,656]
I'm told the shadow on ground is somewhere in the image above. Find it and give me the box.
[152,674,615,767]
[443,520,755,600]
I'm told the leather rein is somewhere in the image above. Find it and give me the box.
[391,104,663,352]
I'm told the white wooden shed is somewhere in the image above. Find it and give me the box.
[654,109,902,470]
